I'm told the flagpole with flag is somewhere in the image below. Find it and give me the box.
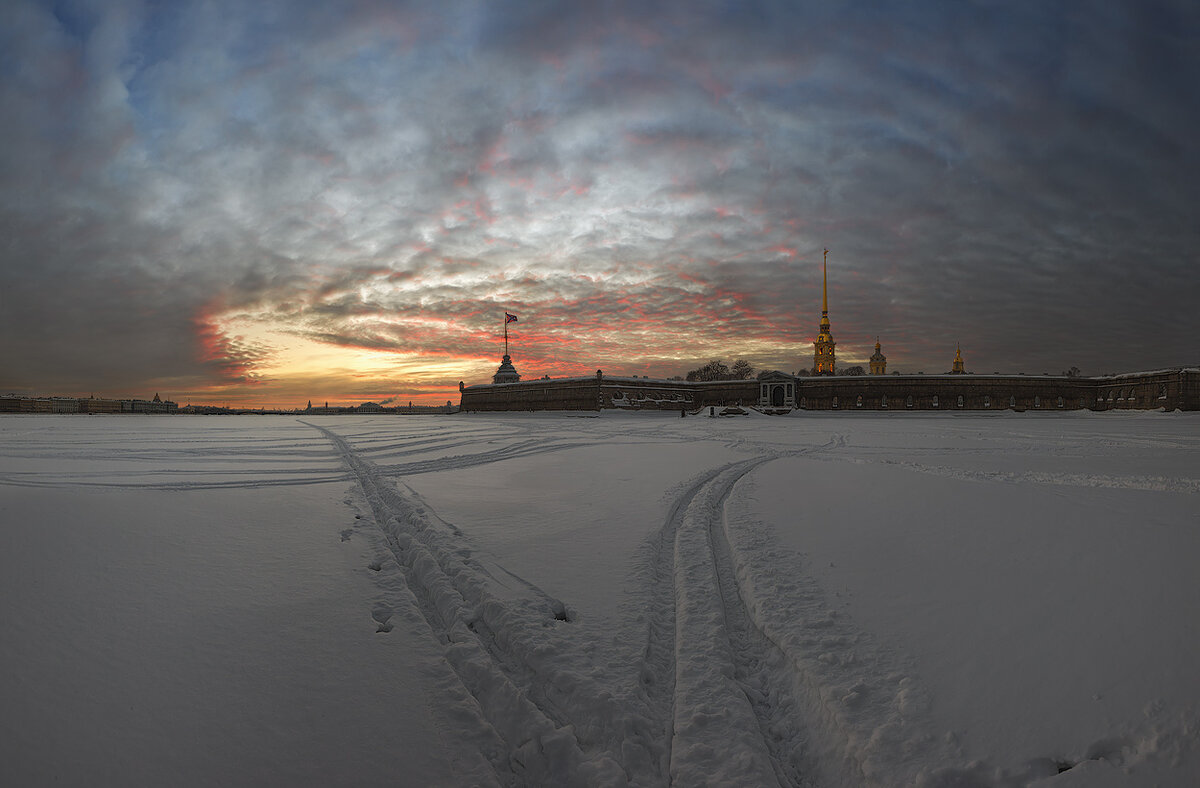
[504,311,518,356]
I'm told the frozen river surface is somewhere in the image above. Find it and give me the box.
[1,411,1198,786]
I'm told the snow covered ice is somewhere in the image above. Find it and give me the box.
[1,411,1198,786]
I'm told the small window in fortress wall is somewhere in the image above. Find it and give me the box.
[832,396,839,409]
[800,396,807,408]
[906,395,913,408]
[1034,396,1041,408]
[881,394,888,408]
[1057,396,1064,408]
[957,395,964,408]
[932,395,939,408]
[984,395,991,408]
[856,395,863,408]
[1009,396,1016,408]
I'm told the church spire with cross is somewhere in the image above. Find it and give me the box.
[813,248,836,375]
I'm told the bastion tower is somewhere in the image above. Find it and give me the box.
[813,248,836,375]
[492,311,521,383]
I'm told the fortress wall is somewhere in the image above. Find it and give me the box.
[1089,369,1195,411]
[604,379,698,410]
[460,376,757,412]
[601,377,758,410]
[1182,370,1200,411]
[796,375,1094,411]
[459,368,1199,413]
[461,378,602,411]
[674,379,757,408]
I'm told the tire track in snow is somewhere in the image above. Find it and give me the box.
[631,460,741,785]
[307,422,631,787]
[880,460,1200,494]
[0,470,354,491]
[715,467,972,786]
[661,434,968,787]
[668,455,790,786]
[654,436,839,786]
[369,439,612,478]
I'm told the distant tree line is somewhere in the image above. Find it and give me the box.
[685,359,755,381]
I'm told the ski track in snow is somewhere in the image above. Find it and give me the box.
[309,418,944,786]
[311,416,976,787]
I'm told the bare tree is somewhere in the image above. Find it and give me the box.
[731,359,755,379]
[686,360,731,381]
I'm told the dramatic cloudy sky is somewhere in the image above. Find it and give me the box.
[2,1,1197,405]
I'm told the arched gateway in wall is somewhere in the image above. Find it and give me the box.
[758,371,795,409]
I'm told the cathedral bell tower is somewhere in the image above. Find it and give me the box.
[813,248,836,375]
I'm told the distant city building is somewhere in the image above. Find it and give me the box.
[0,395,177,414]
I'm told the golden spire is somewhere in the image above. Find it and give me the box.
[813,248,835,375]
[822,248,829,315]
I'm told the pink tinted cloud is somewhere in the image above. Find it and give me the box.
[192,309,268,386]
